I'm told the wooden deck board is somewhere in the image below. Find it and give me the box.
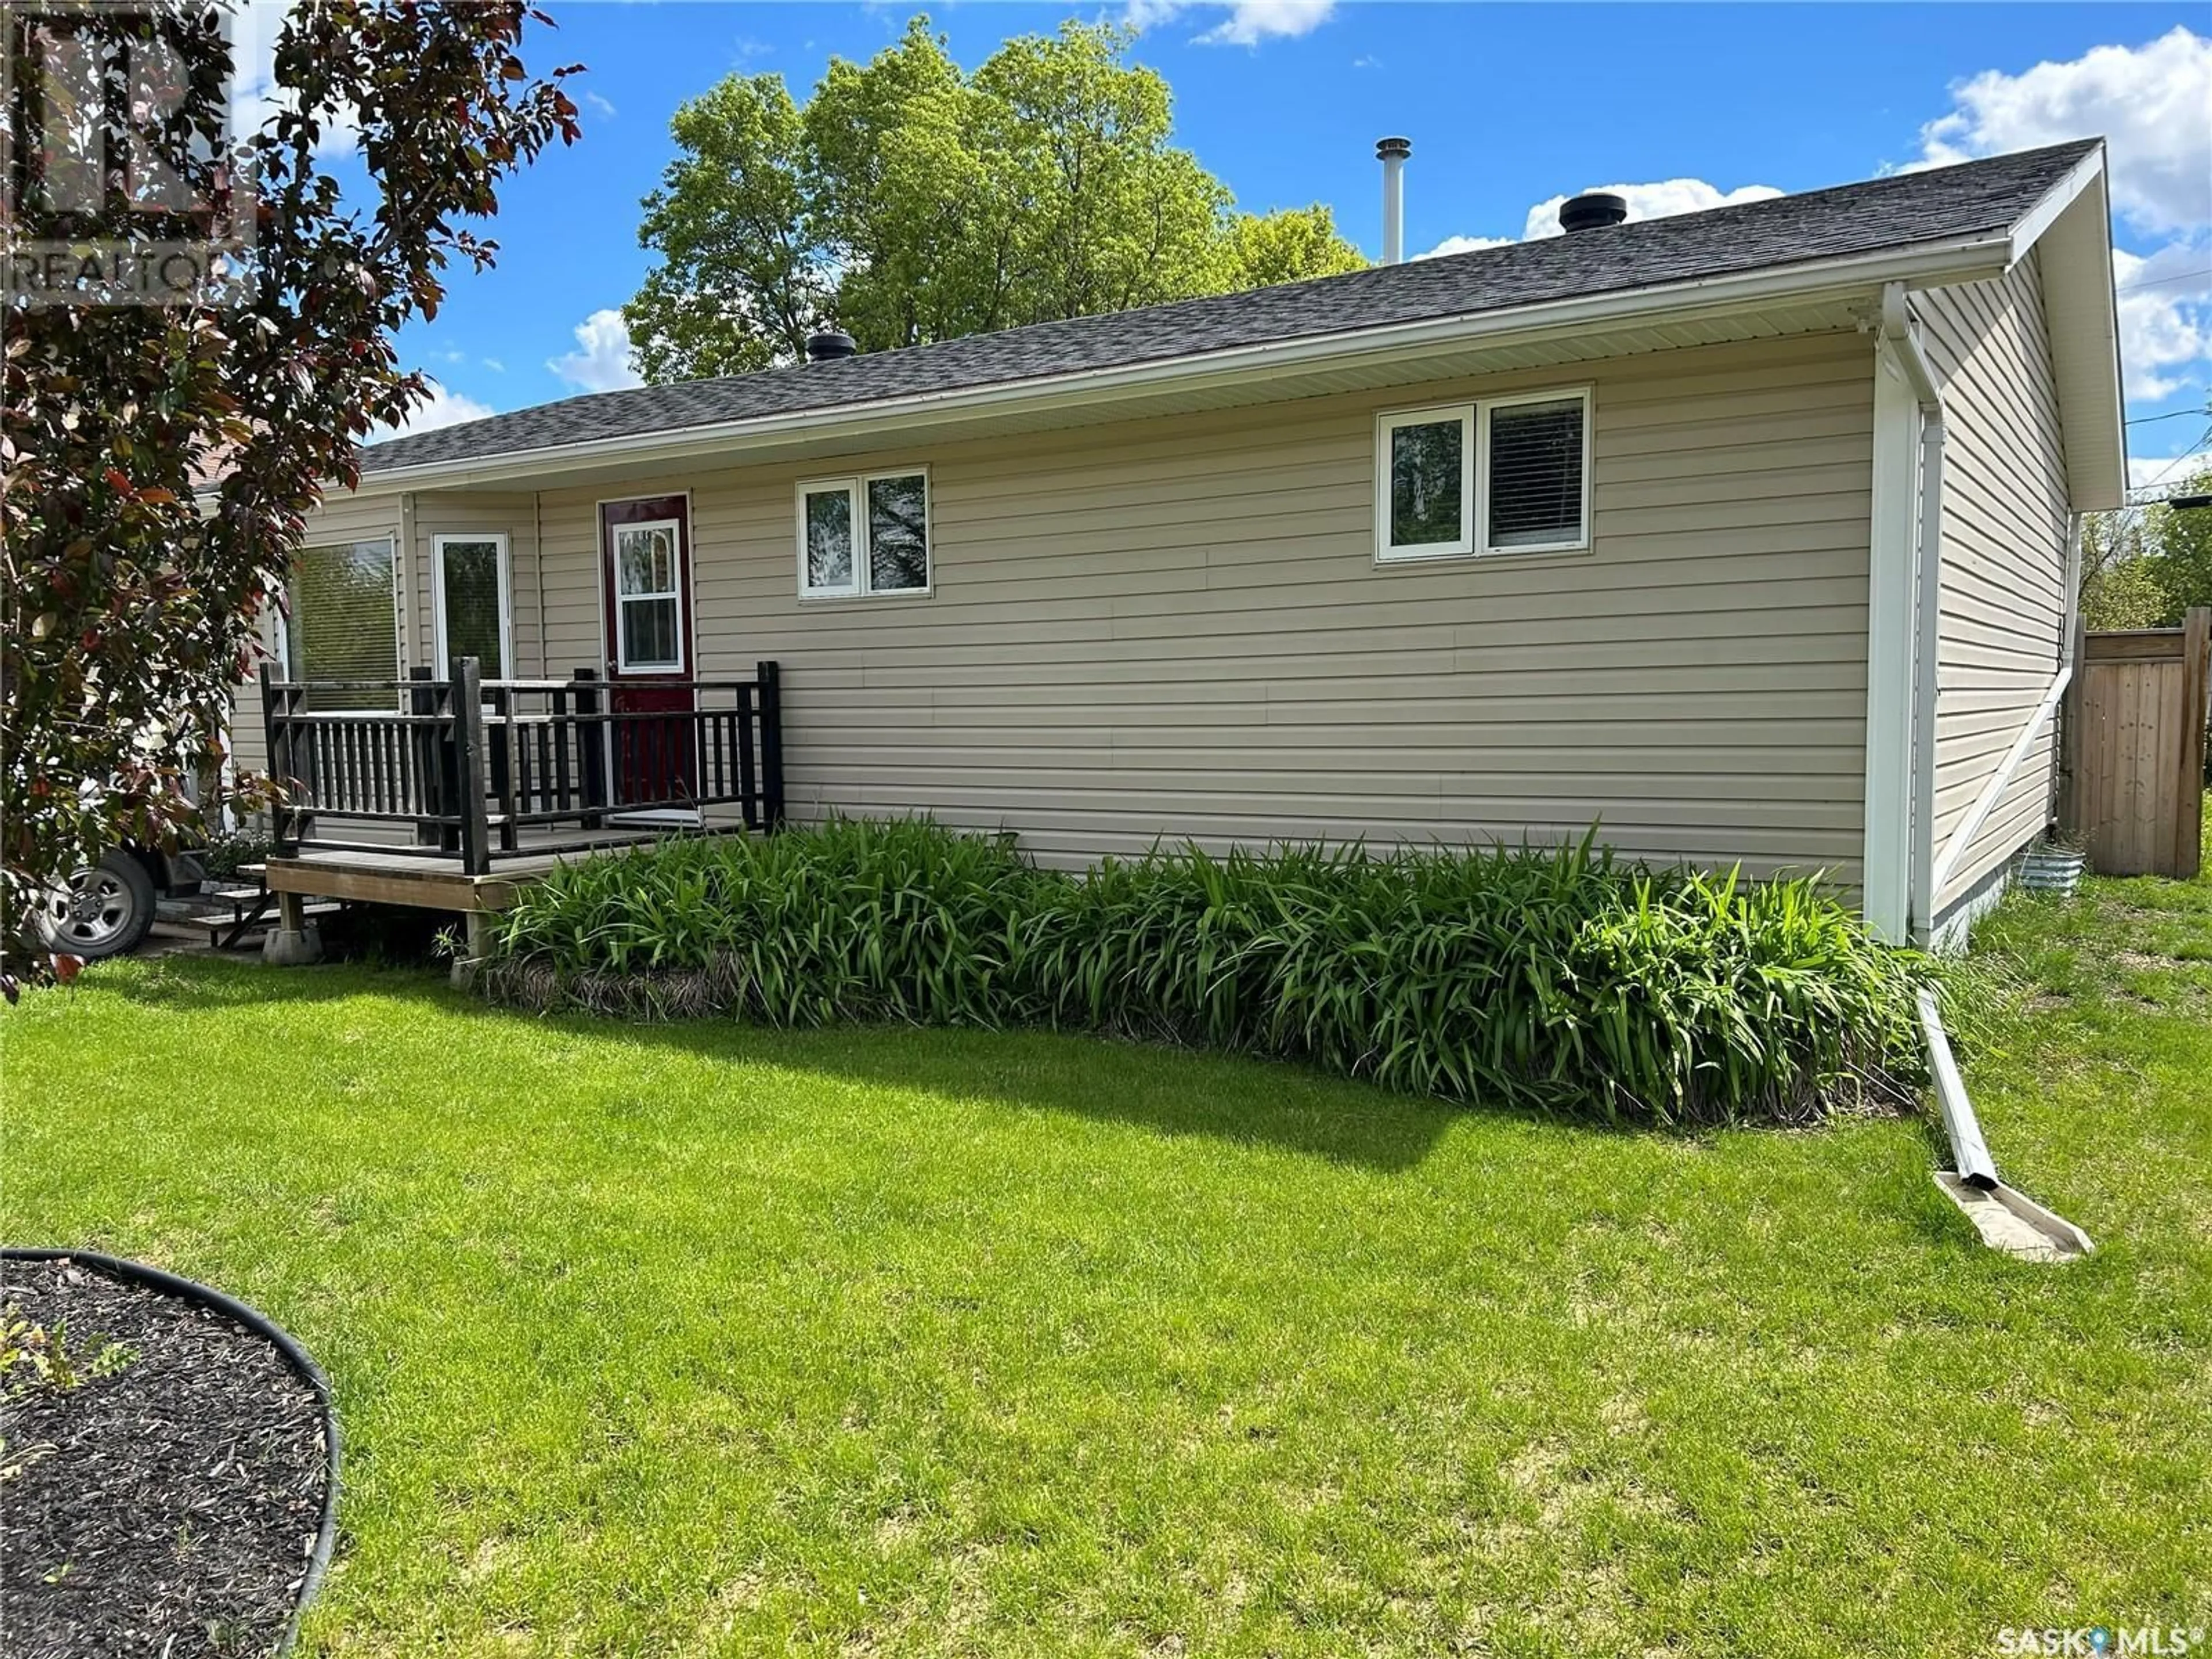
[263,825,733,912]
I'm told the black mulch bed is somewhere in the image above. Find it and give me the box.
[1,1257,328,1658]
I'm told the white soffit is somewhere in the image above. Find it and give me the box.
[2018,157,2126,512]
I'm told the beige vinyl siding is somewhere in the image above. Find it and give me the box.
[531,329,1876,882]
[1916,253,2071,912]
[226,490,404,782]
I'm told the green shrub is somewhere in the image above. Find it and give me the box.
[200,827,273,878]
[487,818,1937,1128]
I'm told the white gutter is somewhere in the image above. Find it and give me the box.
[352,232,2015,496]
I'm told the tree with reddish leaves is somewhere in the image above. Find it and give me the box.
[2,2,581,994]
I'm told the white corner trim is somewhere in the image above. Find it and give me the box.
[396,491,418,667]
[1863,320,1921,944]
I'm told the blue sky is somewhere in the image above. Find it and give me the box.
[368,2,2212,493]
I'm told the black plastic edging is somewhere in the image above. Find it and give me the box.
[1,1245,341,1654]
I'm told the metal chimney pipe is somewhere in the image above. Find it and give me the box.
[1377,137,1411,264]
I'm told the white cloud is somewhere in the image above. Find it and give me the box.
[230,3,359,158]
[1418,179,1782,260]
[1198,1,1334,44]
[1519,180,1783,241]
[2112,242,2212,403]
[1125,0,1335,46]
[2130,450,2212,494]
[1418,233,1516,260]
[548,308,643,394]
[1917,27,2212,235]
[366,381,496,445]
[584,90,616,120]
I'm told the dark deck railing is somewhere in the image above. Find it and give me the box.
[260,658,784,874]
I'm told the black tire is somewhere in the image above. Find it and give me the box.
[36,851,158,960]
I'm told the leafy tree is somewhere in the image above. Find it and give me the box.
[1224,203,1367,289]
[1,1,581,993]
[625,16,1364,382]
[2079,458,2212,630]
[2138,464,2212,622]
[2080,508,2164,630]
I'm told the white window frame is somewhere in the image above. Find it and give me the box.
[1374,386,1593,563]
[1374,404,1475,560]
[430,532,514,680]
[1478,387,1594,559]
[609,516,688,673]
[795,465,933,600]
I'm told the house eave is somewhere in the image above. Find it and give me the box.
[349,232,2015,496]
[1996,146,2126,512]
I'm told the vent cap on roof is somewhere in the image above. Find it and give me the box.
[805,330,857,363]
[1559,192,1628,233]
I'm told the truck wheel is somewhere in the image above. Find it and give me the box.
[37,852,158,961]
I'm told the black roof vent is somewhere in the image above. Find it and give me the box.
[805,330,857,363]
[1559,192,1628,233]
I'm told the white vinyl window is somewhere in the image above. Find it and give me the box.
[431,533,512,679]
[1376,387,1591,562]
[611,518,685,672]
[797,468,930,599]
[1377,406,1473,558]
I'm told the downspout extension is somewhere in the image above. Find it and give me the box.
[1919,990,2095,1261]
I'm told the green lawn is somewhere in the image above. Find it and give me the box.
[5,858,2210,1657]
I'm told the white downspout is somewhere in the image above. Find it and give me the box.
[1863,283,1934,942]
[1877,285,1946,942]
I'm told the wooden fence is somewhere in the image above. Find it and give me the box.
[2063,608,2210,878]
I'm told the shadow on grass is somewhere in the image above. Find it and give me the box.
[73,953,1483,1173]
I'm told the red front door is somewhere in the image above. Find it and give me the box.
[599,496,697,810]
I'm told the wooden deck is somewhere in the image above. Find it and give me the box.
[264,829,670,914]
[258,661,785,924]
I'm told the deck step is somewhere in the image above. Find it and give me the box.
[196,898,342,948]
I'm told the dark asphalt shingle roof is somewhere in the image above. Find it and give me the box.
[363,139,2098,475]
